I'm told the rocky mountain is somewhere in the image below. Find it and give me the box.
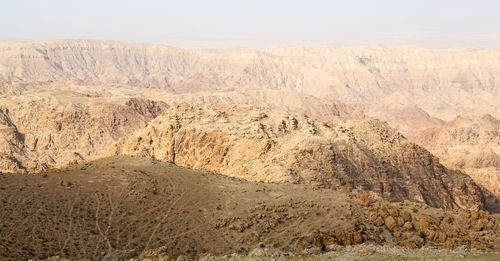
[0,88,166,173]
[412,114,500,197]
[2,39,500,131]
[413,114,500,170]
[1,39,499,210]
[106,104,489,211]
[1,40,499,116]
[2,39,499,133]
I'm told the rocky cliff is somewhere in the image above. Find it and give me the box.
[1,40,499,111]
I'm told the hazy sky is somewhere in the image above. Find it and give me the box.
[1,0,500,49]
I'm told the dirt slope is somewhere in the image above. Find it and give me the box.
[0,155,499,261]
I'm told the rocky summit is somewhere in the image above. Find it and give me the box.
[107,104,488,212]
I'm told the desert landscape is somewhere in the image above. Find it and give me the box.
[0,38,499,260]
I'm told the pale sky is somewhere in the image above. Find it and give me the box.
[1,0,500,49]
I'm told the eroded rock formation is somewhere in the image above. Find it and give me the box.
[107,104,487,211]
[0,92,166,173]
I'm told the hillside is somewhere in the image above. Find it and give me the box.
[0,156,499,260]
[107,104,490,212]
[0,86,166,173]
[412,114,500,198]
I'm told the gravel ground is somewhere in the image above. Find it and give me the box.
[200,244,500,261]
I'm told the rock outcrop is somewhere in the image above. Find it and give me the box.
[413,114,500,170]
[0,92,167,173]
[107,104,488,211]
[412,114,500,198]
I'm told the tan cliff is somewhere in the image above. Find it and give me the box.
[106,104,489,211]
[1,40,499,112]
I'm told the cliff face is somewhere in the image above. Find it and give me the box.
[2,40,499,132]
[107,104,487,211]
[1,40,499,102]
[0,92,167,173]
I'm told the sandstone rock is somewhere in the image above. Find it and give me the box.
[402,222,414,232]
[375,216,385,226]
[400,211,412,222]
[139,246,170,261]
[437,232,447,243]
[417,214,438,231]
[0,39,499,213]
[396,217,405,227]
[471,222,485,231]
[385,216,398,230]
[442,215,454,224]
[412,115,500,199]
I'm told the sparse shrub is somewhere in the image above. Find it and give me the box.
[412,208,419,213]
[151,155,155,159]
[331,186,337,191]
[418,231,426,240]
[111,166,115,168]
[152,189,158,195]
[389,200,396,203]
[42,173,48,178]
[89,229,97,235]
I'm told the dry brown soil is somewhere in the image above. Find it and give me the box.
[0,156,499,260]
